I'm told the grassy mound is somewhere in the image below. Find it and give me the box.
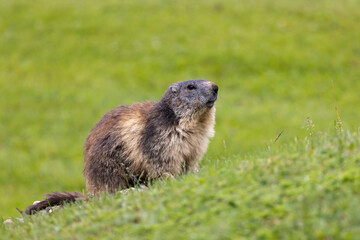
[2,131,360,239]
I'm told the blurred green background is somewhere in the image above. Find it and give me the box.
[1,0,359,218]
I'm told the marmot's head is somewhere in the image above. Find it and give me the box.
[162,79,218,119]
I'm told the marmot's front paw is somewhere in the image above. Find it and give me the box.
[162,172,175,180]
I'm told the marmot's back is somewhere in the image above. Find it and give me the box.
[84,79,218,195]
[84,102,155,194]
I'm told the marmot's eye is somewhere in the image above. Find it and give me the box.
[187,85,196,90]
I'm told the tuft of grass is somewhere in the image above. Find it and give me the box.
[332,80,344,134]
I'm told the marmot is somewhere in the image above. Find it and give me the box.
[25,79,218,214]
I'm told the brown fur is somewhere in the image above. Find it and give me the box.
[24,79,218,214]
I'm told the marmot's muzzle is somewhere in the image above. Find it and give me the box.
[206,83,218,107]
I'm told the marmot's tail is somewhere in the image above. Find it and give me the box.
[25,191,87,215]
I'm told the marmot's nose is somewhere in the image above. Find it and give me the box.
[212,84,218,95]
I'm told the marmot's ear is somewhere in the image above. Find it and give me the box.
[170,85,180,95]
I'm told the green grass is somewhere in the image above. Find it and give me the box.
[1,0,360,237]
[2,131,360,239]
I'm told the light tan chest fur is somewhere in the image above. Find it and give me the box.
[117,106,215,178]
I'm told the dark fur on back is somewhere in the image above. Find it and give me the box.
[25,192,86,215]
